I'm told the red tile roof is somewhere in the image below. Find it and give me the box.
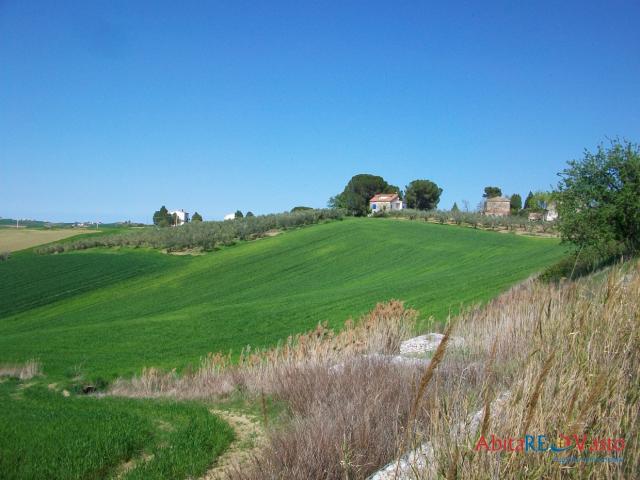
[370,193,399,202]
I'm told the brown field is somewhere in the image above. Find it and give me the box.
[0,228,91,252]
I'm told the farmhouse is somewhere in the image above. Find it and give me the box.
[370,193,403,213]
[168,209,190,226]
[483,196,511,217]
[528,202,558,222]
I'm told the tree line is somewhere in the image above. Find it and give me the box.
[38,209,345,254]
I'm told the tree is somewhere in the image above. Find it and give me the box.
[404,179,443,210]
[152,206,172,227]
[523,191,534,210]
[483,186,502,198]
[291,206,313,212]
[555,140,640,255]
[387,184,403,200]
[509,194,522,214]
[192,212,203,222]
[246,211,255,217]
[235,210,244,219]
[451,202,460,212]
[330,174,391,216]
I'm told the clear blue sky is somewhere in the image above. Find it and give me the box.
[1,1,639,223]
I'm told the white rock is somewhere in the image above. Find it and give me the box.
[369,442,436,480]
[400,333,464,356]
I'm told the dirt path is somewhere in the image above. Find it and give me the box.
[201,409,265,480]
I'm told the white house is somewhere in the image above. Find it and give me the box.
[168,209,190,226]
[544,202,558,221]
[370,193,403,214]
[223,213,235,221]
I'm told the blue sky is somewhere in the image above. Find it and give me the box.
[1,1,639,222]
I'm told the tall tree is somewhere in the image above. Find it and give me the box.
[451,202,460,212]
[405,179,443,210]
[246,211,255,217]
[387,184,403,199]
[509,194,522,214]
[523,191,534,210]
[556,140,640,254]
[483,186,502,198]
[235,210,244,219]
[152,206,172,227]
[330,174,391,216]
[191,212,203,222]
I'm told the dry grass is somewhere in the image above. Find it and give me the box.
[0,359,41,380]
[419,261,640,479]
[111,262,639,479]
[0,228,89,252]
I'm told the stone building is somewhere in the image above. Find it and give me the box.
[483,196,511,217]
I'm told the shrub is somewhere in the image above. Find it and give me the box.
[0,251,10,261]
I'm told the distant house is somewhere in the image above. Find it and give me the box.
[528,202,558,222]
[544,202,558,221]
[370,193,404,214]
[483,197,511,217]
[223,213,235,221]
[168,209,190,226]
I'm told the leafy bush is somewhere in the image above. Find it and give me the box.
[37,209,345,254]
[0,251,10,262]
[555,139,640,255]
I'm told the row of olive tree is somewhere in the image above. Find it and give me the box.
[38,209,345,254]
[379,208,556,233]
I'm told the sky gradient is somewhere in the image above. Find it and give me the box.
[2,0,639,222]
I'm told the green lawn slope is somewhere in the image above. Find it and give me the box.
[0,218,566,379]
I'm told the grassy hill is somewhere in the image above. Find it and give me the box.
[0,218,566,380]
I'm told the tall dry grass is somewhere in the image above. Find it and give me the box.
[420,261,639,479]
[0,359,41,380]
[111,262,639,479]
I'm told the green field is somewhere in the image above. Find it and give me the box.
[0,379,234,480]
[0,218,566,380]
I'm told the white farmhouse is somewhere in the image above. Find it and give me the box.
[168,209,190,226]
[370,193,404,214]
[544,202,558,221]
[223,213,235,221]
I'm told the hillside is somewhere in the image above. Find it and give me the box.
[0,218,565,379]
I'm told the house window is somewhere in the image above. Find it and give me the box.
[372,204,377,209]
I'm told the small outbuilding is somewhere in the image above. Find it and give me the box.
[370,193,404,214]
[483,197,511,217]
